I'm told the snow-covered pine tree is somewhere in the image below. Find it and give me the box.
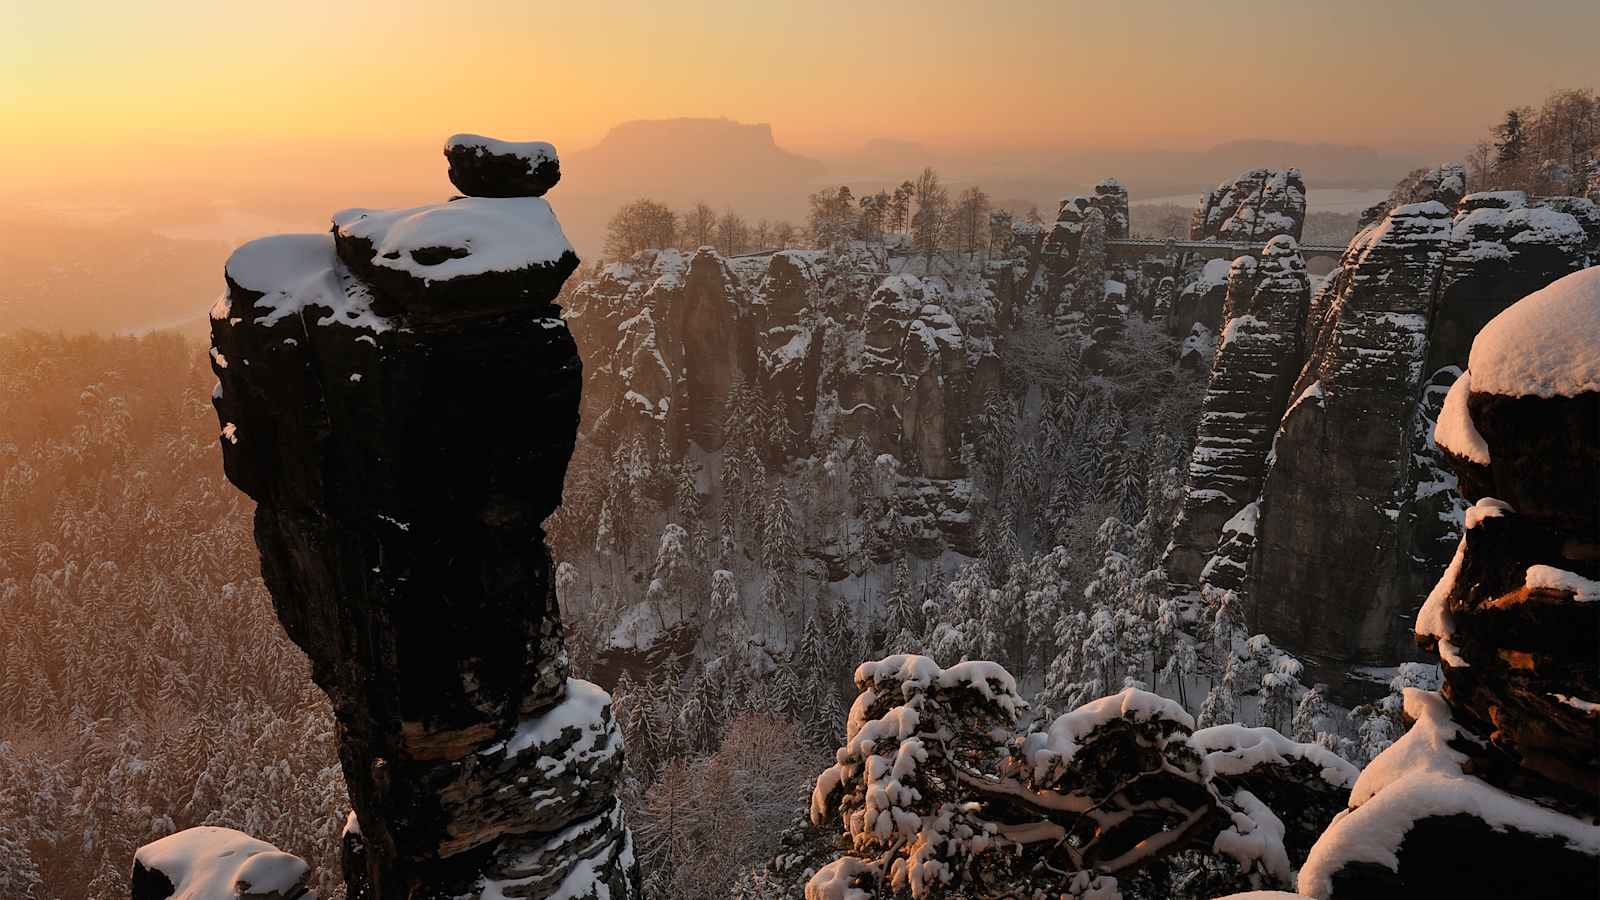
[1292,684,1330,744]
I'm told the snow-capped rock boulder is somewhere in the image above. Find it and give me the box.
[204,137,636,899]
[444,133,562,198]
[1190,169,1307,244]
[1165,236,1309,593]
[1169,257,1232,350]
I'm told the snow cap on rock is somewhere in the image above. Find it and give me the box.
[1468,265,1600,398]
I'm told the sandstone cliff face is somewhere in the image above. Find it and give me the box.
[1189,168,1307,243]
[1165,236,1309,592]
[566,243,999,543]
[1250,200,1453,673]
[1300,266,1600,899]
[197,138,636,899]
[1251,185,1593,687]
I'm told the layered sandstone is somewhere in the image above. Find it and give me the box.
[1165,236,1310,593]
[1252,185,1592,686]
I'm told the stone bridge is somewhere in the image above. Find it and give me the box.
[1108,237,1348,265]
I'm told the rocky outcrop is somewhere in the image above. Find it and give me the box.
[566,242,999,543]
[1041,197,1088,282]
[1250,200,1452,675]
[1190,168,1307,243]
[1169,258,1232,361]
[1252,185,1593,689]
[183,138,637,899]
[1165,236,1310,592]
[1089,178,1130,240]
[1299,266,1600,899]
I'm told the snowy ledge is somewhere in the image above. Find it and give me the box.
[134,826,309,900]
[334,197,574,283]
[1467,266,1600,399]
[219,233,391,333]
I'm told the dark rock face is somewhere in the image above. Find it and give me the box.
[445,134,561,198]
[1250,200,1451,671]
[1041,197,1087,281]
[1424,191,1589,373]
[1301,268,1600,898]
[1189,168,1307,243]
[1165,236,1309,593]
[195,139,636,899]
[1251,190,1592,686]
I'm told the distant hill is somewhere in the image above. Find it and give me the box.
[558,118,827,256]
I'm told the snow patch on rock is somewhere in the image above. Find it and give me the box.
[1433,371,1490,464]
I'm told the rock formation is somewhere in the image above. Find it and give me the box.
[167,137,637,899]
[1251,184,1593,689]
[1189,168,1307,243]
[564,241,1001,551]
[1297,265,1600,899]
[1165,236,1310,593]
[1090,178,1130,240]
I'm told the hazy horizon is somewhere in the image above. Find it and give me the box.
[4,0,1595,336]
[7,0,1597,198]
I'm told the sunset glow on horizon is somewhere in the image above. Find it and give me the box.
[5,0,1597,195]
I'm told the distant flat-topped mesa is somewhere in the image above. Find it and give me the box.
[163,136,637,899]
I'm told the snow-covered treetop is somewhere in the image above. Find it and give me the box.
[1019,687,1193,780]
[1192,723,1359,789]
[133,826,310,900]
[333,196,574,282]
[445,133,559,166]
[853,653,1024,718]
[1467,265,1600,398]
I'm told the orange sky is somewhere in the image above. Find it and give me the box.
[4,0,1596,193]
